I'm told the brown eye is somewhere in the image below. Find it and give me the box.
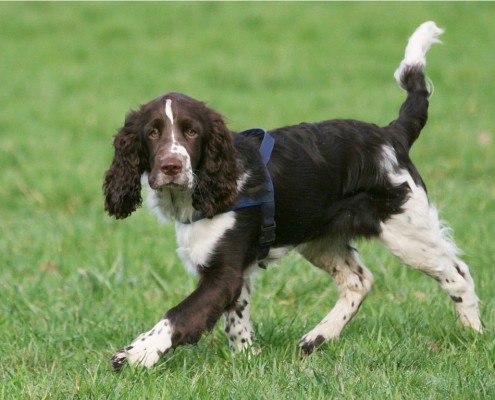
[148,129,159,140]
[185,128,198,138]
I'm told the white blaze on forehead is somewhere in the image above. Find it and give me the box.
[165,98,178,144]
[165,99,174,125]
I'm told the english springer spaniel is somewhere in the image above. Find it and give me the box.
[103,22,481,371]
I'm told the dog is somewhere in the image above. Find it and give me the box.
[103,21,481,371]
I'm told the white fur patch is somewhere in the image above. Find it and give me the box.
[380,144,399,175]
[165,99,174,125]
[237,172,250,192]
[267,246,291,261]
[171,144,195,188]
[176,212,236,274]
[145,181,197,223]
[394,21,444,87]
[380,169,459,269]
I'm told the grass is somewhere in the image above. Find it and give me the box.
[1,2,494,399]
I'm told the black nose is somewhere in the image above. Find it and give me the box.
[160,157,182,176]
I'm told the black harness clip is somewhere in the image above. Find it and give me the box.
[259,222,276,247]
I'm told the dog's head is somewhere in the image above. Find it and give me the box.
[103,93,240,219]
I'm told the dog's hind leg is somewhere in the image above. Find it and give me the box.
[297,241,374,354]
[379,176,482,333]
[224,277,255,352]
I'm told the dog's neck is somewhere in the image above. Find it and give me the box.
[146,183,197,224]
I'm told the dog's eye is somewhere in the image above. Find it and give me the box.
[148,129,160,140]
[185,128,198,138]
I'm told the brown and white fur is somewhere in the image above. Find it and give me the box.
[103,22,482,371]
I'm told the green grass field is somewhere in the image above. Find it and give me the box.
[1,2,494,399]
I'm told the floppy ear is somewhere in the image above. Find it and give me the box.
[192,109,240,218]
[103,111,148,219]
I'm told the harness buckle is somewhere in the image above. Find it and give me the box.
[259,222,276,247]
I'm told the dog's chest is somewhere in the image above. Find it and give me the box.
[175,212,236,274]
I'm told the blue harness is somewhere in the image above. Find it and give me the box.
[237,129,276,264]
[186,128,276,266]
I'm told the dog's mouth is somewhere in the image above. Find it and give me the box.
[163,182,188,191]
[148,175,192,192]
[151,181,187,191]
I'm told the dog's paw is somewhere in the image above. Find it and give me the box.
[231,343,261,361]
[111,319,173,372]
[111,347,130,372]
[298,334,326,355]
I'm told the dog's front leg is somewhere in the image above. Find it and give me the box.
[111,266,243,371]
[224,277,254,352]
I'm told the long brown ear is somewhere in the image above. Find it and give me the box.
[103,111,148,219]
[192,109,240,218]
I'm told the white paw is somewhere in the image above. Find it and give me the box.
[111,318,173,371]
[459,312,483,333]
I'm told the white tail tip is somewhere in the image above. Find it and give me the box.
[394,21,444,87]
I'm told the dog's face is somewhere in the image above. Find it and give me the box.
[104,92,241,219]
[142,93,205,191]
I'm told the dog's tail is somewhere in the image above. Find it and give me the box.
[391,21,444,149]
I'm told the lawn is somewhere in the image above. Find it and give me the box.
[1,2,494,399]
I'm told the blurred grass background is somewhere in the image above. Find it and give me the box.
[1,2,494,399]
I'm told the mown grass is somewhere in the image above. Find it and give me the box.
[1,2,494,399]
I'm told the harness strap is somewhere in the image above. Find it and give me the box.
[239,129,276,263]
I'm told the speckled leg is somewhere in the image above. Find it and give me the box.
[224,278,254,352]
[298,242,374,354]
[380,187,482,332]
